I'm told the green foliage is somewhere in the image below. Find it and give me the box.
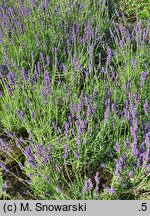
[119,0,150,25]
[0,172,10,199]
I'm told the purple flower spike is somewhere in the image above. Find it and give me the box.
[73,150,80,160]
[41,71,51,102]
[3,128,14,139]
[15,140,21,149]
[46,56,50,66]
[64,122,70,136]
[115,159,121,177]
[143,100,149,116]
[44,71,51,94]
[0,162,9,172]
[40,52,44,63]
[16,109,24,120]
[95,171,99,184]
[24,146,37,169]
[140,71,147,88]
[2,182,8,192]
[131,59,137,69]
[82,181,88,194]
[104,99,111,122]
[114,142,120,152]
[88,178,93,190]
[129,170,133,177]
[106,187,116,194]
[63,144,68,159]
[6,84,13,96]
[0,138,12,154]
[106,47,112,65]
[45,175,49,181]
[7,72,16,86]
[132,144,139,158]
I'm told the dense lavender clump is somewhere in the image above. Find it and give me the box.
[0,0,149,200]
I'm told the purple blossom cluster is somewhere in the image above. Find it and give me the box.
[24,145,37,169]
[41,71,51,102]
[0,138,12,155]
[82,178,94,194]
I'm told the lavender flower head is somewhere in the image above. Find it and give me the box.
[73,150,80,160]
[95,171,99,184]
[82,180,88,194]
[2,182,8,192]
[0,162,9,172]
[44,71,51,94]
[0,138,12,154]
[41,71,51,102]
[129,170,133,178]
[7,71,16,86]
[24,145,37,169]
[106,47,112,65]
[140,71,147,88]
[16,109,25,120]
[104,98,111,122]
[114,142,120,153]
[63,144,68,159]
[88,178,93,190]
[143,100,149,116]
[106,187,116,194]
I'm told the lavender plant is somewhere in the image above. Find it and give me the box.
[0,0,149,200]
